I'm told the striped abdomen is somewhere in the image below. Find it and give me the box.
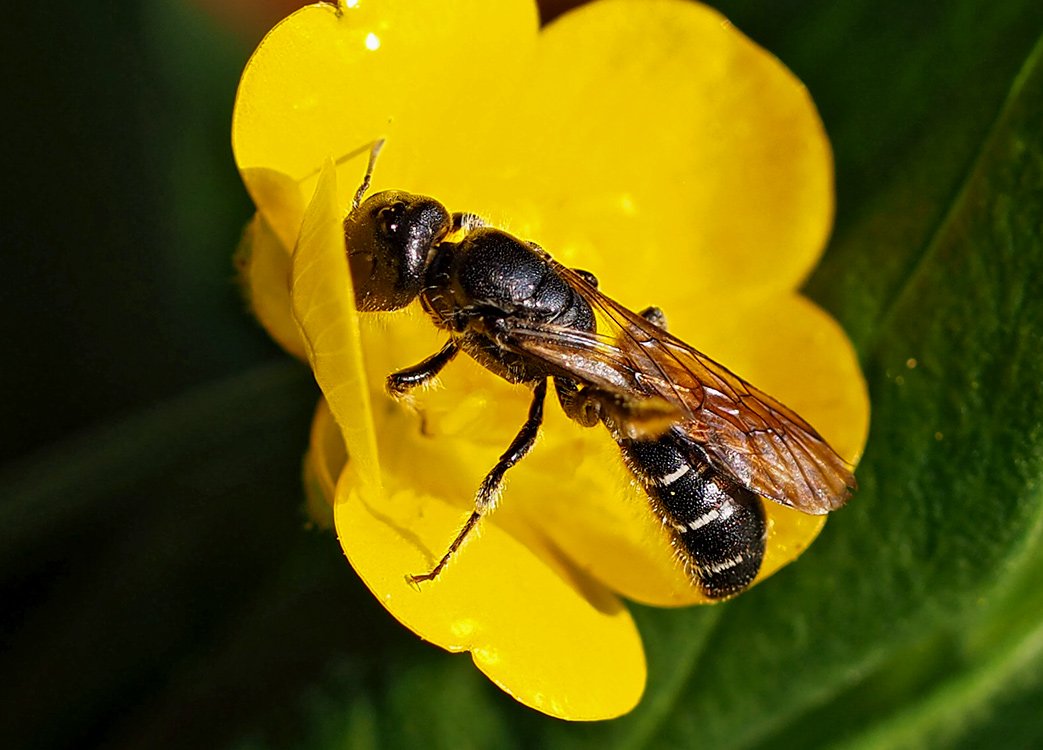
[620,430,767,599]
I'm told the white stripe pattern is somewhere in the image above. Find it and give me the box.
[688,507,720,531]
[659,463,691,486]
[704,554,745,574]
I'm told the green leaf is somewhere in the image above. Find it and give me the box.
[0,363,319,749]
[5,1,1042,749]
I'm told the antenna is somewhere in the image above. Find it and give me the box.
[291,137,387,207]
[353,138,386,210]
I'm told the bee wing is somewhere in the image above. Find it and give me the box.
[495,268,855,514]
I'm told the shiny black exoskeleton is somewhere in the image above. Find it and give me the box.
[345,190,596,384]
[344,188,765,598]
[621,431,765,598]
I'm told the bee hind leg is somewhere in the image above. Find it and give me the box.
[408,378,548,585]
[554,378,601,427]
[556,379,678,439]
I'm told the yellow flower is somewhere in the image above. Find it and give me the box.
[232,0,869,720]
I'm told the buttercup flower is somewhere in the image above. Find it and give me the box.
[233,0,869,720]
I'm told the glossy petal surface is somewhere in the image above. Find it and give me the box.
[233,0,869,719]
[293,164,645,719]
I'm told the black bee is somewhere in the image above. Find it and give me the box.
[342,142,855,599]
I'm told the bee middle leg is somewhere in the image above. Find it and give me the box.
[409,378,548,584]
[639,306,668,330]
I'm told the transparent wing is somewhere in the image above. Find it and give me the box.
[494,265,855,514]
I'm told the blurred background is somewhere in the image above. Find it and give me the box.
[3,1,1042,748]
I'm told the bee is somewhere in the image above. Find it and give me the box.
[342,141,855,599]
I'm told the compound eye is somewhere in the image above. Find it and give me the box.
[376,202,405,237]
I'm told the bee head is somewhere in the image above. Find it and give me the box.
[343,190,451,311]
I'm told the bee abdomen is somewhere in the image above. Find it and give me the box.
[621,432,766,599]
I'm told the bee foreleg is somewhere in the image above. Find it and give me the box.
[408,378,548,585]
[386,340,460,396]
[639,306,668,331]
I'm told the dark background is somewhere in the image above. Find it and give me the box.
[3,1,1042,749]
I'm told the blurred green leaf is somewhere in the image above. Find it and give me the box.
[0,363,315,748]
[5,1,1042,749]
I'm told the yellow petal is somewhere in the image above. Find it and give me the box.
[302,452,335,530]
[290,160,382,496]
[239,167,306,253]
[239,0,868,719]
[292,160,646,719]
[308,397,349,507]
[302,397,348,529]
[337,479,646,719]
[487,0,833,306]
[515,289,868,606]
[236,208,308,360]
[664,293,870,465]
[232,0,539,214]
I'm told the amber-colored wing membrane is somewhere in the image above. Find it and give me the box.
[495,266,855,514]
